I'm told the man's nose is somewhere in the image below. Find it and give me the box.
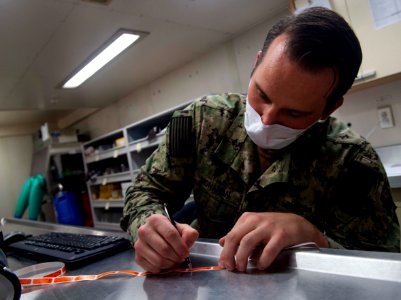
[260,106,279,125]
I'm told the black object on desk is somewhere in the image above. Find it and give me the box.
[3,231,31,246]
[6,231,131,268]
[0,231,21,300]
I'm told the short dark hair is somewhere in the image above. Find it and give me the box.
[255,7,362,113]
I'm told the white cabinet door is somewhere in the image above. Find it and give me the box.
[345,0,401,86]
[292,0,401,88]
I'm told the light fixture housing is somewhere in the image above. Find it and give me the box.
[62,29,147,89]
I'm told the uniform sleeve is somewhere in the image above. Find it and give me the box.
[327,143,400,252]
[121,108,196,243]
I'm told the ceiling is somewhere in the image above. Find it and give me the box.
[0,0,288,135]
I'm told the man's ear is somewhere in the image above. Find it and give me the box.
[254,51,262,68]
[323,97,344,119]
[250,51,262,77]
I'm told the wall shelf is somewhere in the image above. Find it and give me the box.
[85,145,127,163]
[91,200,125,208]
[88,171,131,186]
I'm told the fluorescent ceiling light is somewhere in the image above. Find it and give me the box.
[62,31,141,88]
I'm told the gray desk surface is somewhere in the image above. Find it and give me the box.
[2,217,401,300]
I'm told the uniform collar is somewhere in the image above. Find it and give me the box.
[213,108,332,188]
[213,105,291,188]
[248,153,291,192]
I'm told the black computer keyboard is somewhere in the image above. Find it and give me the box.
[7,231,131,268]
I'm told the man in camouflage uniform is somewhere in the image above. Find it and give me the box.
[121,8,400,273]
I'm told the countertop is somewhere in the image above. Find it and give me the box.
[2,217,401,300]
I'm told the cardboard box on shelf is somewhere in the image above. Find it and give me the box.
[114,137,126,148]
[98,183,121,200]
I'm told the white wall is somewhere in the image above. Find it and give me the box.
[334,79,401,147]
[0,135,33,218]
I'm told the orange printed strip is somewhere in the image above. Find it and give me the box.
[39,266,66,278]
[20,265,221,286]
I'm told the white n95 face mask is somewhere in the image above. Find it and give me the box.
[244,99,310,150]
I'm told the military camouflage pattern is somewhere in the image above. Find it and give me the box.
[122,93,400,252]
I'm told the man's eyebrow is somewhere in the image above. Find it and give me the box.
[254,81,269,99]
[282,107,313,116]
[254,81,312,116]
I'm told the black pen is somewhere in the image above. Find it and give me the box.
[163,203,193,270]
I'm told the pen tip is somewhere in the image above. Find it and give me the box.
[183,257,192,270]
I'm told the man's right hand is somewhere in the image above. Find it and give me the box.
[134,213,199,273]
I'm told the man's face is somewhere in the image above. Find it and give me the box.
[248,34,339,130]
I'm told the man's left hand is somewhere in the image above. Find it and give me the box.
[218,212,328,272]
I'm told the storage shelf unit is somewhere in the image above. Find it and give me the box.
[82,100,193,229]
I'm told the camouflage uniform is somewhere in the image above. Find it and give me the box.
[121,93,400,252]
